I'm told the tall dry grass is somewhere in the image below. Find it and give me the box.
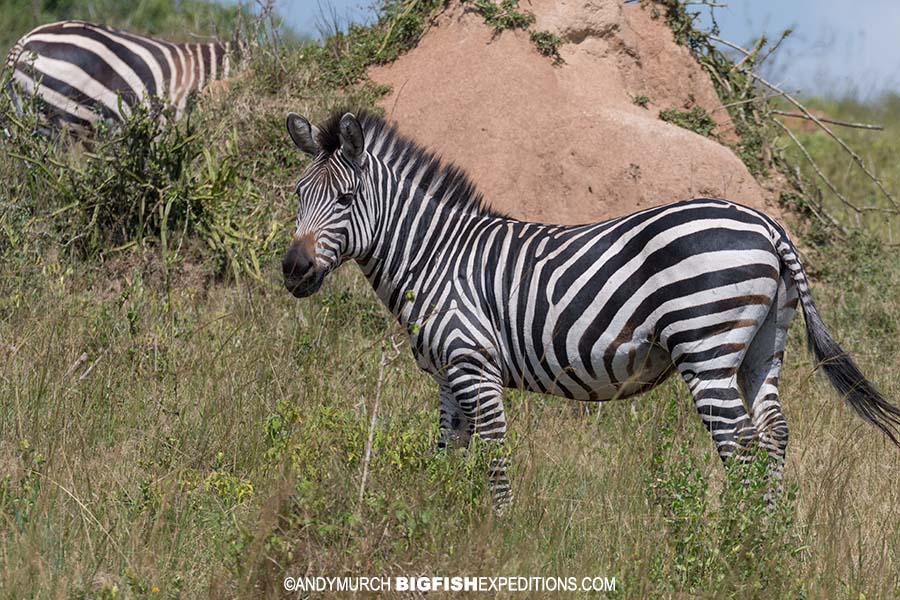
[1,2,900,598]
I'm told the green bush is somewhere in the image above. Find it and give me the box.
[0,77,276,280]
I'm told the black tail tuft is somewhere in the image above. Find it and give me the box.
[772,225,900,447]
[803,300,900,446]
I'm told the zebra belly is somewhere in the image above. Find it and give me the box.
[506,337,673,401]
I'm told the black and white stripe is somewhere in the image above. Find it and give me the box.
[281,110,900,511]
[6,20,237,129]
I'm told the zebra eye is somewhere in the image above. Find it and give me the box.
[336,193,354,208]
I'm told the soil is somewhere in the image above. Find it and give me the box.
[369,0,783,225]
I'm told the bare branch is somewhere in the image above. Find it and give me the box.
[773,110,883,131]
[751,73,900,212]
[758,28,793,66]
[712,31,899,214]
[708,34,752,56]
[731,35,765,73]
[775,120,896,219]
[790,168,850,239]
[711,91,784,112]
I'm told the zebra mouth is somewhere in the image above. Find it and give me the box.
[284,270,325,298]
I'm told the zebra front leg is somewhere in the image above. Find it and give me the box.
[444,364,511,513]
[437,382,472,450]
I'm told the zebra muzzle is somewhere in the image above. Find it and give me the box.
[282,243,324,298]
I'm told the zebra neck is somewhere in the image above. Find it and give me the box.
[358,172,506,322]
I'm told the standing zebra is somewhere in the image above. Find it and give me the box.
[5,20,243,130]
[281,109,900,512]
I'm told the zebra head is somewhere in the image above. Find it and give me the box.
[282,111,374,298]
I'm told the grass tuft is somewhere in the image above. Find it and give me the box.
[465,0,535,33]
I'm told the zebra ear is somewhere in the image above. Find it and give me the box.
[339,112,366,167]
[286,113,320,156]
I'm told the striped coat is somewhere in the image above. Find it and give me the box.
[5,20,238,129]
[280,110,900,512]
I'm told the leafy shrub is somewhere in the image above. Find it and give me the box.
[0,76,276,280]
[205,452,255,504]
[530,30,565,65]
[659,105,716,137]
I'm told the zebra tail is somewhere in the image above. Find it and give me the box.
[3,41,24,119]
[5,41,22,70]
[775,232,900,446]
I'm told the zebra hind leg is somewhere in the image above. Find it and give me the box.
[670,302,778,465]
[667,275,781,467]
[738,274,798,498]
[678,358,759,464]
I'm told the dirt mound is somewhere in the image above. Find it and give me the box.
[369,0,781,225]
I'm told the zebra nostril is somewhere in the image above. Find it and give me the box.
[282,246,313,279]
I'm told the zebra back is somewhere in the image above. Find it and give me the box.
[7,20,237,128]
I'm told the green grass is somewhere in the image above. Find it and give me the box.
[2,1,900,598]
[464,0,568,64]
[529,30,564,65]
[465,0,535,33]
[778,95,900,242]
[303,0,446,89]
[631,94,651,109]
[2,235,899,598]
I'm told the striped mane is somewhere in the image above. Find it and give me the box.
[315,110,508,218]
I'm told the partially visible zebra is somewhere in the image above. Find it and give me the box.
[5,20,243,130]
[281,109,900,512]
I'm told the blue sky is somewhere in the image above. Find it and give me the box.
[263,0,900,99]
[696,0,900,99]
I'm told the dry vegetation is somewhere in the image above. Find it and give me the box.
[1,1,899,598]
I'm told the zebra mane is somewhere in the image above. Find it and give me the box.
[315,109,508,218]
